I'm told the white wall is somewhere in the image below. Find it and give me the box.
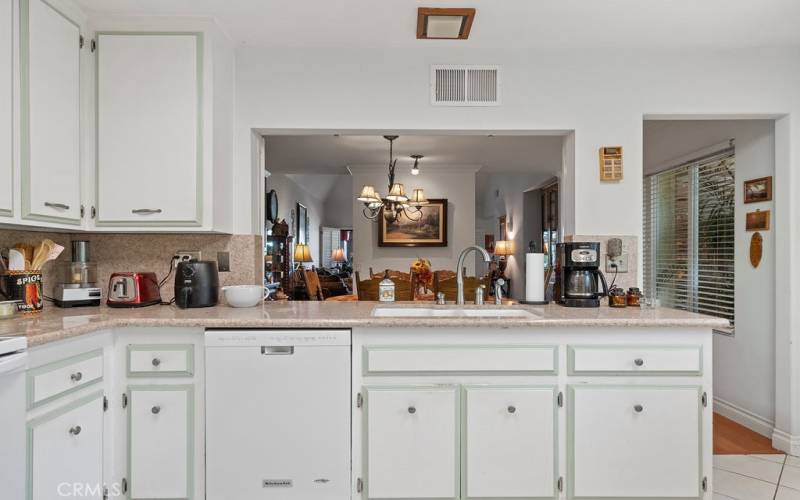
[233,46,800,452]
[644,120,776,435]
[475,173,553,300]
[350,165,476,277]
[323,175,353,228]
[266,174,325,268]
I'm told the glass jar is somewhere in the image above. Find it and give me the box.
[608,287,627,308]
[627,287,642,307]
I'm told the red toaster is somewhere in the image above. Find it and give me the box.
[106,272,162,307]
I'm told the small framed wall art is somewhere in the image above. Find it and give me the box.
[746,210,770,231]
[744,176,772,204]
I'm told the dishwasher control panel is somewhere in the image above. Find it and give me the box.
[205,329,351,347]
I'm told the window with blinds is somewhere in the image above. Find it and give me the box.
[643,147,735,325]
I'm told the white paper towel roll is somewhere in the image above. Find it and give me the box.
[525,253,545,302]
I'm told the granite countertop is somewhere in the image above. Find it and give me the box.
[0,301,729,348]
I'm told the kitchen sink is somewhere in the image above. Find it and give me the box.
[371,307,540,319]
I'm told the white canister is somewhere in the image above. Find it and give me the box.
[378,274,396,302]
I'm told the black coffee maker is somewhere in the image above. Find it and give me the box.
[555,242,609,308]
[174,260,219,308]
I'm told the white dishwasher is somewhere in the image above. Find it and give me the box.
[205,329,351,500]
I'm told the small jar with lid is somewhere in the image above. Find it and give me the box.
[608,286,627,308]
[626,287,642,307]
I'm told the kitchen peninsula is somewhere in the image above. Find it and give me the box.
[6,302,724,500]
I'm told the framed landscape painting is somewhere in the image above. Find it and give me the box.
[378,199,448,247]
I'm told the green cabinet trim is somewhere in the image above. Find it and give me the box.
[19,0,82,226]
[26,348,104,410]
[126,344,195,377]
[566,384,705,500]
[127,384,195,500]
[460,385,559,500]
[0,0,12,218]
[567,345,704,376]
[93,32,204,227]
[362,344,559,376]
[26,390,104,500]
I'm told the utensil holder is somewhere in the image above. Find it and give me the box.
[1,271,43,313]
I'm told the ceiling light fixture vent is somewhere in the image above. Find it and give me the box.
[431,65,500,107]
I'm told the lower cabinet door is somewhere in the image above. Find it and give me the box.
[128,385,193,499]
[28,392,104,500]
[569,385,703,499]
[463,386,557,499]
[365,386,459,499]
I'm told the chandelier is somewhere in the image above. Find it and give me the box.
[356,136,428,224]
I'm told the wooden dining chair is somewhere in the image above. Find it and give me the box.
[433,271,487,303]
[356,272,413,301]
[369,268,411,282]
[301,268,325,301]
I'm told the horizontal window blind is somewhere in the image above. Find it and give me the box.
[644,147,735,324]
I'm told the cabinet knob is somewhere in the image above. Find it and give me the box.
[69,426,82,436]
[152,357,161,367]
[634,358,644,367]
[70,372,83,382]
[507,405,516,414]
[407,406,416,414]
[634,404,644,413]
[151,406,161,415]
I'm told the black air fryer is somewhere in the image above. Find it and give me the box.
[174,260,219,308]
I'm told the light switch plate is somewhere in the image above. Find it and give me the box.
[217,251,230,272]
[606,254,628,273]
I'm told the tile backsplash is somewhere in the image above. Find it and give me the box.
[0,230,262,302]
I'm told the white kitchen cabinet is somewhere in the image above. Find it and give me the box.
[20,0,82,224]
[28,391,104,500]
[0,0,12,217]
[463,386,557,499]
[569,385,703,499]
[95,33,202,227]
[128,385,193,500]
[365,386,459,499]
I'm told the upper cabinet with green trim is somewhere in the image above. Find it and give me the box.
[0,0,12,217]
[21,0,82,225]
[95,33,203,227]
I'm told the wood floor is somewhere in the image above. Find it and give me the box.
[714,413,782,455]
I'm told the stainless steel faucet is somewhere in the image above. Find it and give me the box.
[456,245,491,305]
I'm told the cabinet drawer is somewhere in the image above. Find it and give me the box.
[128,344,194,377]
[364,345,557,375]
[27,349,104,408]
[568,345,702,375]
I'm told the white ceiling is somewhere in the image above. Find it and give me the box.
[75,0,800,49]
[264,135,563,175]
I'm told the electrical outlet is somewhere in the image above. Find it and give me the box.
[217,251,230,272]
[174,250,201,267]
[606,254,628,273]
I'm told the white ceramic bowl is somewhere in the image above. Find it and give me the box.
[222,285,265,308]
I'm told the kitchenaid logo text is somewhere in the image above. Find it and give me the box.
[57,482,124,497]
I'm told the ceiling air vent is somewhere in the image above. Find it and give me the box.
[431,65,501,106]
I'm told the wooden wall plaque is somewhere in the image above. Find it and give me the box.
[750,232,763,268]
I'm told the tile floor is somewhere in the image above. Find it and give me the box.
[713,454,800,499]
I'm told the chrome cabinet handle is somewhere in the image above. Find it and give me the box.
[408,406,416,414]
[261,346,294,355]
[634,358,644,367]
[507,405,516,414]
[69,425,82,436]
[151,357,161,367]
[151,406,161,415]
[132,208,163,215]
[70,372,83,382]
[634,404,644,413]
[45,202,70,210]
